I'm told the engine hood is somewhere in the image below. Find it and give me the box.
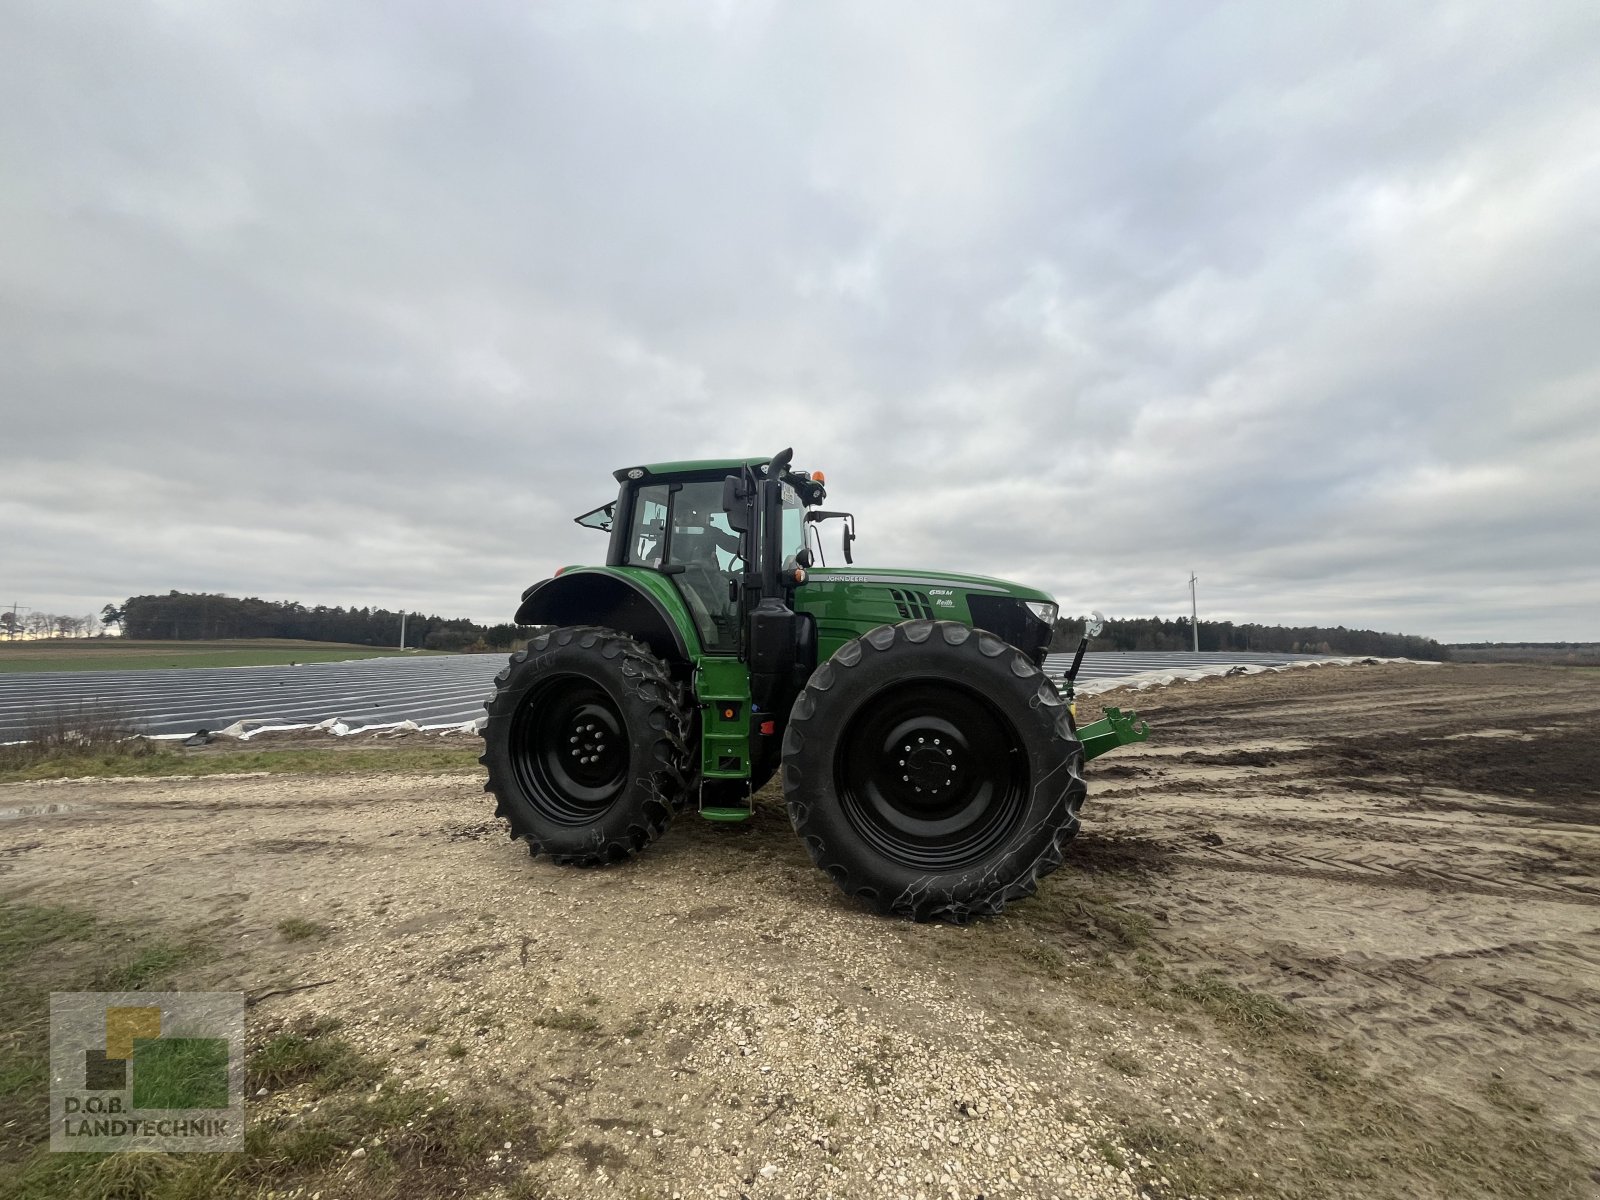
[795,567,1057,664]
[802,566,1055,605]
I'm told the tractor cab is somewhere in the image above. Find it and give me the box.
[568,453,823,664]
[616,477,746,652]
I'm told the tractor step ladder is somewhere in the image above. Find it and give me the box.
[698,694,755,822]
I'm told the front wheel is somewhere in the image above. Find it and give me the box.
[781,620,1085,922]
[480,626,690,865]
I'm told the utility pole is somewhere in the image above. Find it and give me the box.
[399,610,407,650]
[4,603,32,641]
[1188,572,1199,652]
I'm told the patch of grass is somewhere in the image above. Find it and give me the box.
[0,744,483,783]
[1071,895,1154,949]
[0,742,164,780]
[1015,940,1068,979]
[1036,956,1308,1044]
[0,903,98,966]
[0,899,212,1182]
[531,1008,600,1034]
[0,898,566,1200]
[1114,1065,1592,1200]
[1007,881,1156,952]
[99,937,210,991]
[848,1056,891,1089]
[1091,1135,1126,1169]
[276,917,333,942]
[0,638,437,674]
[962,887,1591,1200]
[0,703,152,775]
[1065,967,1587,1199]
[0,903,103,1145]
[1120,1118,1195,1159]
[1166,972,1307,1036]
[1102,1048,1146,1077]
[7,1085,539,1200]
[446,1041,468,1059]
[1482,1077,1545,1116]
[248,1019,384,1094]
[4,1149,231,1200]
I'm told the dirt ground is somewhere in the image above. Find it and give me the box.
[2,662,1596,1199]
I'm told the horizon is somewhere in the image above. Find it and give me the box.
[11,589,1587,648]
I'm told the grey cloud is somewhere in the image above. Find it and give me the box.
[2,1,1597,641]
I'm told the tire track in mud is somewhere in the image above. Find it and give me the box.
[1168,847,1600,906]
[1072,663,1600,1160]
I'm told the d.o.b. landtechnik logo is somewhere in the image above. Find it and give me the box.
[50,992,244,1152]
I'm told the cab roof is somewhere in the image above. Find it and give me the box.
[612,457,771,483]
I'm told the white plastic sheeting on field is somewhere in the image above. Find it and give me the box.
[0,650,1418,743]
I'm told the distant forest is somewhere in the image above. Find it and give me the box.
[112,592,526,652]
[1446,642,1599,665]
[110,591,1450,661]
[1048,615,1448,660]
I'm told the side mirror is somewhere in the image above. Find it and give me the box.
[1087,610,1106,638]
[721,474,751,533]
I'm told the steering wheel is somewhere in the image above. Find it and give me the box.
[710,528,745,571]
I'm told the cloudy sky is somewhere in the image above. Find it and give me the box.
[3,2,1597,641]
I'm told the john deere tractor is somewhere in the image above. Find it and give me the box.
[481,450,1147,922]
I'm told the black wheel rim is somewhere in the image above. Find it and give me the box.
[509,674,628,825]
[834,679,1028,871]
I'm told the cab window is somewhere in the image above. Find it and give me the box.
[625,486,668,567]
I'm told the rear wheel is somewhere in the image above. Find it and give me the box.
[481,626,690,865]
[781,619,1085,922]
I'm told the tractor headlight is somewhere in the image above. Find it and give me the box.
[1025,601,1058,627]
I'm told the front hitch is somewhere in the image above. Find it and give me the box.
[1075,707,1150,762]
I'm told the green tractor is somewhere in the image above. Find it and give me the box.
[481,450,1147,922]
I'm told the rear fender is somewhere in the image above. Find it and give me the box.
[514,569,696,666]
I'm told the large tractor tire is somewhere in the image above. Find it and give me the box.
[481,626,691,865]
[781,619,1086,922]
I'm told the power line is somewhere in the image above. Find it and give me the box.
[3,602,32,641]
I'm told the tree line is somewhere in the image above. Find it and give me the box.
[0,610,105,640]
[70,591,1448,661]
[109,592,532,652]
[1047,615,1449,660]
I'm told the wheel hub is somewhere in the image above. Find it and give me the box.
[900,739,959,796]
[509,677,629,825]
[563,703,619,786]
[835,680,1028,872]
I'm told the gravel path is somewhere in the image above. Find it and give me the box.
[1,769,1230,1199]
